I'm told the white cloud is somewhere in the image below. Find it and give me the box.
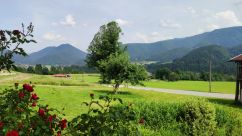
[115,18,131,26]
[82,23,88,27]
[135,32,172,43]
[160,19,182,29]
[52,14,77,27]
[43,32,66,42]
[51,22,58,26]
[207,24,220,30]
[60,14,76,26]
[214,10,241,25]
[186,7,196,14]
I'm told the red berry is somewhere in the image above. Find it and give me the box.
[59,119,67,130]
[23,84,34,92]
[38,108,45,117]
[31,102,37,107]
[31,93,38,100]
[18,91,25,99]
[139,118,145,125]
[6,130,19,136]
[0,121,4,130]
[12,30,20,35]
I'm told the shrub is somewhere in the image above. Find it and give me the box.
[155,68,171,80]
[69,94,140,136]
[168,72,180,81]
[0,83,67,136]
[134,102,182,136]
[215,108,242,136]
[177,99,216,136]
[135,102,179,129]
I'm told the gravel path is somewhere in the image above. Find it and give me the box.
[129,86,235,99]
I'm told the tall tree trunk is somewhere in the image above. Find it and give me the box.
[113,83,120,94]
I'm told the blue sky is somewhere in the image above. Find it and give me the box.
[1,0,242,53]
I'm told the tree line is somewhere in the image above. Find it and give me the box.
[15,64,96,75]
[154,68,235,82]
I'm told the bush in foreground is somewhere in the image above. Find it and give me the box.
[177,99,216,136]
[215,108,242,136]
[0,84,141,136]
[69,94,140,136]
[0,83,67,136]
[135,100,242,136]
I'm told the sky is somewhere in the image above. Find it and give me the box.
[1,0,242,53]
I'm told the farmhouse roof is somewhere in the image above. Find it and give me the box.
[229,54,242,62]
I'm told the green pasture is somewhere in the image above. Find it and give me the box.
[0,73,236,94]
[143,80,235,94]
[1,73,242,135]
[0,82,241,121]
[0,73,100,86]
[0,73,240,120]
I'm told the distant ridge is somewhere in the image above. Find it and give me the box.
[146,45,238,74]
[126,26,242,62]
[14,44,87,65]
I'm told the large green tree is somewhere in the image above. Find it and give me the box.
[0,23,36,71]
[85,21,124,68]
[99,53,148,93]
[86,21,148,90]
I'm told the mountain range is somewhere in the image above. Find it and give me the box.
[13,26,242,70]
[14,44,87,65]
[126,26,242,63]
[146,44,242,74]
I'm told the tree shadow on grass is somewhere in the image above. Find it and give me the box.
[92,90,132,95]
[207,98,242,110]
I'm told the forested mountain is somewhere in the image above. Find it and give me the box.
[13,26,242,70]
[126,26,242,62]
[146,45,237,74]
[170,45,234,73]
[14,44,87,65]
[229,44,242,56]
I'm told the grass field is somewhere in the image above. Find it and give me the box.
[0,73,236,94]
[143,80,235,94]
[0,73,240,118]
[0,73,241,135]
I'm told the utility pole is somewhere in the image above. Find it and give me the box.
[209,53,212,93]
[82,72,84,82]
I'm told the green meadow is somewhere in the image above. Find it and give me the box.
[0,73,241,135]
[1,73,235,94]
[143,80,235,94]
[0,73,240,118]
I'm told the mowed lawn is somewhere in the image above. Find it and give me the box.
[0,82,241,120]
[0,73,236,94]
[143,80,235,94]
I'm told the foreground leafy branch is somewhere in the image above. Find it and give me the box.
[69,94,141,136]
[0,23,36,71]
[0,83,67,136]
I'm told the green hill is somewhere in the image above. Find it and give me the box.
[14,44,87,65]
[126,26,242,63]
[170,45,233,73]
[146,45,237,74]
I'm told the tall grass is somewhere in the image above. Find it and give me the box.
[133,100,242,136]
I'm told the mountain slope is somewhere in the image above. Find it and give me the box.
[145,45,236,74]
[126,26,242,62]
[229,44,242,56]
[170,45,231,72]
[14,44,87,65]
